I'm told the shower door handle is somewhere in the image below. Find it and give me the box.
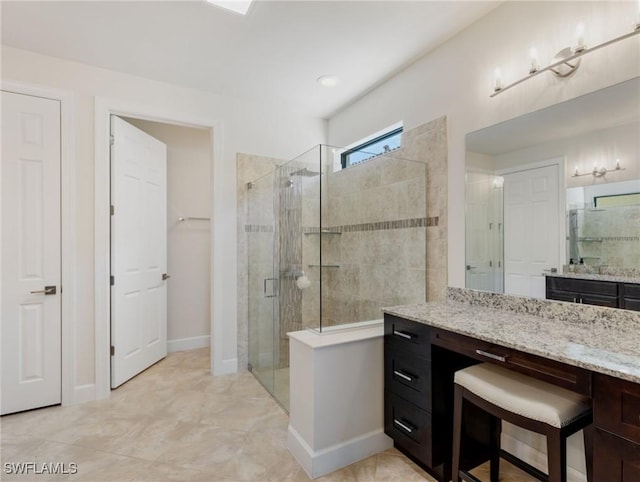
[264,278,279,298]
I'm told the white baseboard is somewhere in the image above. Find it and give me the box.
[287,425,392,479]
[167,335,210,353]
[67,383,97,405]
[215,357,238,375]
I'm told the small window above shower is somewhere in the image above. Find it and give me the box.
[340,123,403,169]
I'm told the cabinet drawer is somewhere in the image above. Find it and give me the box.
[384,390,432,466]
[594,374,640,444]
[431,328,591,396]
[546,277,618,296]
[384,315,430,356]
[594,428,640,481]
[622,283,640,300]
[579,292,619,308]
[547,289,580,303]
[385,345,430,411]
[622,298,640,312]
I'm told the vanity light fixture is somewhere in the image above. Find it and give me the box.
[572,159,625,178]
[491,20,640,97]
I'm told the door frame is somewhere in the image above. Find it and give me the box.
[497,157,567,277]
[94,97,226,400]
[1,80,79,405]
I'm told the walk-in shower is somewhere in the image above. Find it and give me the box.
[245,145,427,410]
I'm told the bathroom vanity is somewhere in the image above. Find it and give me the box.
[383,288,640,482]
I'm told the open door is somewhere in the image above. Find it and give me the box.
[110,116,168,388]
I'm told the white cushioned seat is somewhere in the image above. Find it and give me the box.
[454,363,590,428]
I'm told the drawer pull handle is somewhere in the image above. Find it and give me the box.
[476,349,507,363]
[393,330,414,340]
[393,370,413,382]
[393,419,414,434]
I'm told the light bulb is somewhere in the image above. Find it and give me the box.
[493,67,503,92]
[574,165,579,176]
[529,47,539,73]
[575,22,586,52]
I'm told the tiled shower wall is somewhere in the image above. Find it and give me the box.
[315,156,428,326]
[399,116,448,302]
[236,115,448,370]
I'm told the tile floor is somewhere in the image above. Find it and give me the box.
[1,348,535,481]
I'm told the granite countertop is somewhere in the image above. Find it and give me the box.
[382,300,640,384]
[545,272,640,284]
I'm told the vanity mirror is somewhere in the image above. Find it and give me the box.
[465,77,639,298]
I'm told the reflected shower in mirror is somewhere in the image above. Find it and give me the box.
[465,77,640,297]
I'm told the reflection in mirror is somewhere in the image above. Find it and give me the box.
[465,77,640,297]
[567,179,640,270]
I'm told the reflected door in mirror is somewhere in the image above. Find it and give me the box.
[504,164,559,298]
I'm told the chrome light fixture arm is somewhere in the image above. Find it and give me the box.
[490,26,640,98]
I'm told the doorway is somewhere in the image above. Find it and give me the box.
[1,82,76,411]
[109,115,212,389]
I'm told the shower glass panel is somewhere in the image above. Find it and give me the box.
[247,145,426,410]
[247,169,277,396]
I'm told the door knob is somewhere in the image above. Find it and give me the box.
[466,265,477,271]
[162,273,171,281]
[30,285,57,295]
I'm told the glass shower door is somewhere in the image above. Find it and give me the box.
[247,171,277,396]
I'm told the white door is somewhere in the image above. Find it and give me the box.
[1,91,61,415]
[503,164,559,298]
[110,116,168,388]
[465,172,494,291]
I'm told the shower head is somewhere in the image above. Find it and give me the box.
[289,168,322,177]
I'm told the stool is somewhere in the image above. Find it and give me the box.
[452,363,593,482]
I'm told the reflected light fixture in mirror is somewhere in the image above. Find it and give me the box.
[491,15,640,97]
[573,159,625,178]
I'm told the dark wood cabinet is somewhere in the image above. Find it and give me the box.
[385,312,640,482]
[622,283,640,311]
[546,276,640,311]
[383,315,469,481]
[593,374,640,481]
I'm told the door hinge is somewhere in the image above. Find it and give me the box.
[110,134,115,146]
[110,346,115,356]
[110,275,114,286]
[110,205,114,215]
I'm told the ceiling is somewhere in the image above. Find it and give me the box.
[1,1,500,119]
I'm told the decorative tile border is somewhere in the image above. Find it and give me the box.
[244,224,274,233]
[301,216,437,234]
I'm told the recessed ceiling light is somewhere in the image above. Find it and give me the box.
[205,0,254,16]
[317,75,340,88]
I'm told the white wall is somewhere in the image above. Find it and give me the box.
[491,121,640,189]
[124,118,212,350]
[327,1,640,289]
[1,45,326,399]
